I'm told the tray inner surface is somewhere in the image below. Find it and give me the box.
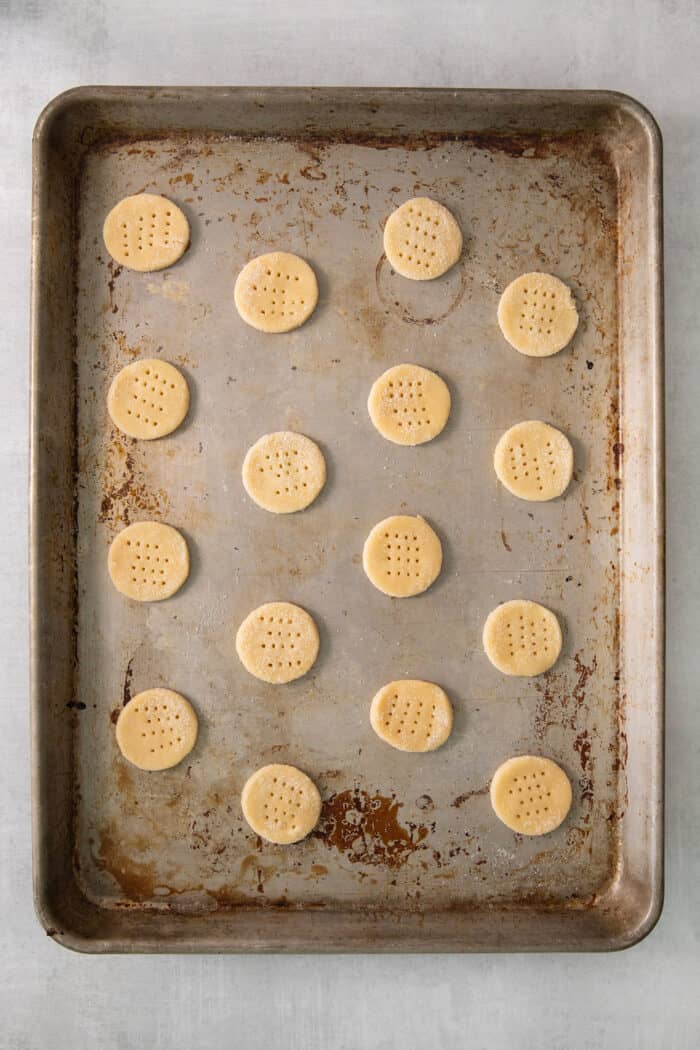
[74,128,621,913]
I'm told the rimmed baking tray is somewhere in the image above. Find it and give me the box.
[30,88,663,952]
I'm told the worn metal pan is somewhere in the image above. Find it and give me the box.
[30,88,663,951]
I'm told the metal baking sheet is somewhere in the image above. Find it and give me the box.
[30,88,663,952]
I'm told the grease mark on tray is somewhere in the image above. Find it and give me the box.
[316,788,429,869]
[375,253,469,326]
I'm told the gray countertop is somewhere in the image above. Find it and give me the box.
[2,1,698,1046]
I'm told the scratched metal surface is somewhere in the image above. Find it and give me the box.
[73,130,620,909]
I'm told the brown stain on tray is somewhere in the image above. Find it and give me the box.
[315,788,429,869]
[97,438,170,529]
[94,828,158,901]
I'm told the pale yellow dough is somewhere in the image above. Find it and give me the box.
[103,194,189,272]
[234,252,318,332]
[241,764,322,844]
[363,515,442,598]
[236,602,319,684]
[242,431,326,513]
[116,688,198,771]
[497,272,578,357]
[370,680,453,752]
[108,358,189,440]
[483,599,562,677]
[383,197,462,280]
[368,364,451,446]
[108,521,189,602]
[494,420,573,502]
[490,755,572,835]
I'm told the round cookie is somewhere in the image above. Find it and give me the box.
[363,515,442,598]
[236,601,320,684]
[483,599,562,677]
[494,420,573,502]
[234,252,318,333]
[490,755,572,835]
[103,193,189,272]
[108,521,189,602]
[383,197,462,280]
[242,431,326,513]
[115,688,198,771]
[241,764,322,845]
[497,272,578,357]
[368,364,451,446]
[370,680,453,752]
[108,359,189,440]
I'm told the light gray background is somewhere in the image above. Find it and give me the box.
[1,1,697,1046]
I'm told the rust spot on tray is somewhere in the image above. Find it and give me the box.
[106,260,122,314]
[452,786,489,808]
[98,439,170,529]
[111,330,144,359]
[316,789,429,870]
[299,145,327,181]
[169,172,194,186]
[573,729,592,771]
[500,527,512,552]
[612,441,624,471]
[533,652,599,739]
[95,828,157,901]
[122,656,134,706]
[573,653,597,707]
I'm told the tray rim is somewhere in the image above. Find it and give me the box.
[30,85,664,953]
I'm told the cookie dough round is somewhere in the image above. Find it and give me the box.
[363,515,442,598]
[494,420,573,502]
[490,755,572,835]
[368,364,451,446]
[497,272,578,357]
[108,358,190,440]
[383,197,462,280]
[241,764,322,845]
[108,521,189,602]
[483,599,562,677]
[236,601,319,684]
[115,688,198,771]
[242,431,326,513]
[370,679,453,752]
[234,252,318,333]
[103,193,189,272]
